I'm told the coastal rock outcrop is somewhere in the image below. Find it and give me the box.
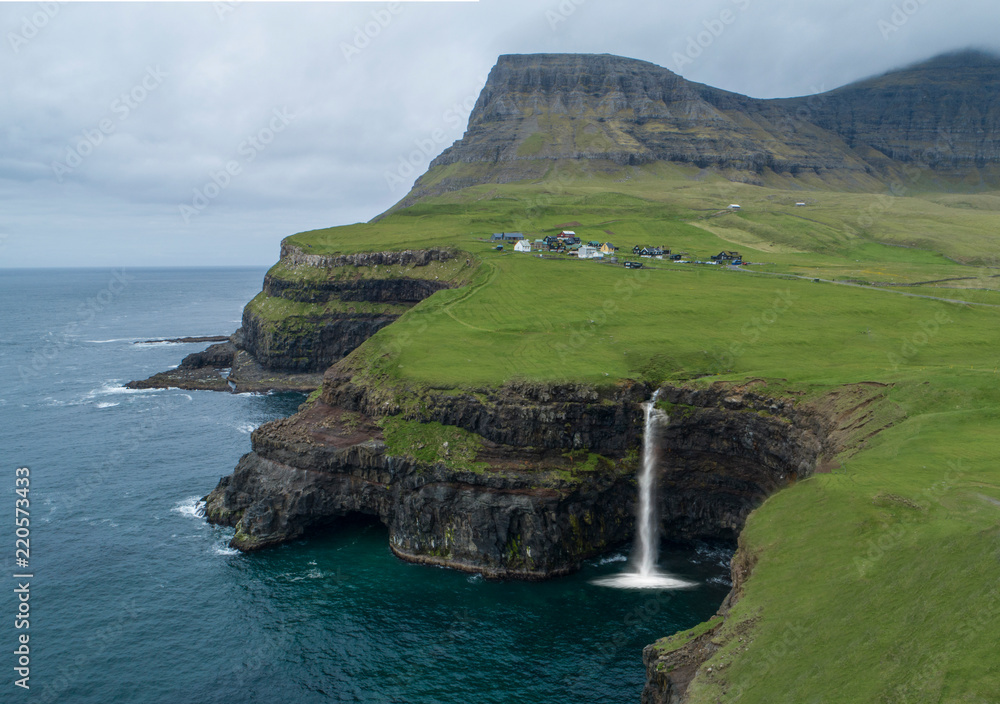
[203,378,850,579]
[126,246,469,390]
[204,398,639,578]
[239,246,462,373]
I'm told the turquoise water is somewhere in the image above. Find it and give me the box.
[0,268,731,703]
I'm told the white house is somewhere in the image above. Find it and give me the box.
[514,239,532,253]
[578,245,603,260]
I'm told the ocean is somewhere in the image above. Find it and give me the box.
[0,267,731,703]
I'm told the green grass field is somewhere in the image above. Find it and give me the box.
[274,169,1000,702]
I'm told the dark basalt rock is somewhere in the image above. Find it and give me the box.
[204,402,636,578]
[203,381,856,580]
[239,308,399,373]
[263,274,449,304]
[127,247,462,388]
[238,246,461,373]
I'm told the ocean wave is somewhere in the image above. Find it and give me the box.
[84,338,142,344]
[172,497,206,520]
[213,544,240,556]
[693,544,734,568]
[95,401,120,409]
[86,383,163,398]
[236,422,260,434]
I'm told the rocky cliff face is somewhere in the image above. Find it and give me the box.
[128,246,470,390]
[639,383,898,704]
[401,51,1000,205]
[203,377,846,580]
[240,246,461,373]
[204,394,642,578]
[778,50,1000,175]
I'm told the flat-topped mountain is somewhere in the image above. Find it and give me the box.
[400,50,1000,205]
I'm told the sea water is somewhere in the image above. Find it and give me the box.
[0,267,731,703]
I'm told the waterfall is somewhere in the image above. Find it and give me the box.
[635,389,665,577]
[593,390,693,589]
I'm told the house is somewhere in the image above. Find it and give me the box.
[728,204,741,210]
[560,230,576,237]
[514,239,532,253]
[633,245,668,258]
[624,261,643,269]
[710,251,741,262]
[600,243,618,254]
[490,232,525,242]
[587,240,602,248]
[578,245,603,259]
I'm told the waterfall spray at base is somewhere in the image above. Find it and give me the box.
[594,390,694,589]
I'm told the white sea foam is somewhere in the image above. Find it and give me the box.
[591,572,696,590]
[172,497,206,520]
[213,544,240,556]
[236,422,259,434]
[96,402,120,409]
[86,383,163,399]
[595,553,628,566]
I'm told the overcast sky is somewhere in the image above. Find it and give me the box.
[2,0,998,268]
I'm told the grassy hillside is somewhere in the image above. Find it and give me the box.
[280,170,1000,702]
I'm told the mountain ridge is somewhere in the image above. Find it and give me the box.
[394,50,1000,209]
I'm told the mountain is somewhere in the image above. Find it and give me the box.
[777,50,1000,173]
[398,50,1000,206]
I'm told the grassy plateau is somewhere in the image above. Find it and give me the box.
[273,163,1000,702]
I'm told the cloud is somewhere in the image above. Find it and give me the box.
[1,0,998,266]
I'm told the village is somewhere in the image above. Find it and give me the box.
[487,229,745,268]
